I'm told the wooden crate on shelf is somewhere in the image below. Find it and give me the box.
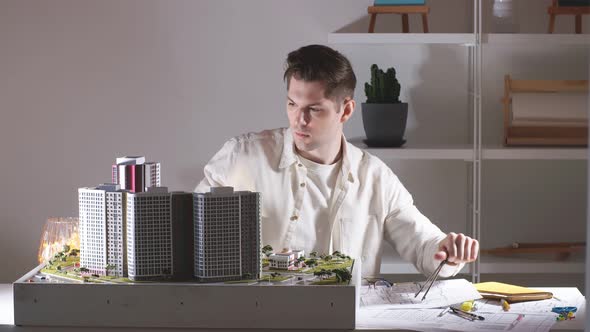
[502,75,588,146]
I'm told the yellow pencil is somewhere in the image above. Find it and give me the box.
[501,298,511,311]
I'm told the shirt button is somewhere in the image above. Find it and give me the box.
[290,215,298,221]
[300,183,306,187]
[297,163,303,167]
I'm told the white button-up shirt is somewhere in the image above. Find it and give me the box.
[195,128,463,278]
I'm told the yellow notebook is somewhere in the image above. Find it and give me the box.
[474,282,553,303]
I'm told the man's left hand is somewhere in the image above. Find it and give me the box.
[434,232,479,265]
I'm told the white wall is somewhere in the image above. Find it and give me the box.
[0,0,586,283]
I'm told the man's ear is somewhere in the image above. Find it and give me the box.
[340,99,356,124]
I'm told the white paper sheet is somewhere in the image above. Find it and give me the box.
[359,278,482,309]
[357,308,556,332]
[357,287,586,331]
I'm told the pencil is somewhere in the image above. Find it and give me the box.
[501,298,511,311]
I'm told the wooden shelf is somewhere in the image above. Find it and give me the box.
[328,33,476,45]
[479,254,585,274]
[380,254,584,274]
[483,33,590,46]
[482,145,587,160]
[328,32,590,46]
[351,140,587,161]
[350,140,474,161]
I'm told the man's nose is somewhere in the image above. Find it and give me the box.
[295,108,311,126]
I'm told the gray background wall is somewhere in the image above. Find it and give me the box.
[0,0,587,283]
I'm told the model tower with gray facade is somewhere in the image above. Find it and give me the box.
[126,187,173,281]
[193,187,261,282]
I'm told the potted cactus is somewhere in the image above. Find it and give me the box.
[361,64,408,147]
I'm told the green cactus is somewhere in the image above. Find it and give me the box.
[364,64,401,103]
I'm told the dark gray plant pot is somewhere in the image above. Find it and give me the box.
[361,102,408,147]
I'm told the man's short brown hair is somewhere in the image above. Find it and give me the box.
[284,45,356,104]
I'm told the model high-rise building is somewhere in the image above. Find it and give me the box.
[112,156,161,193]
[193,187,261,282]
[126,187,173,281]
[106,190,126,277]
[171,192,194,280]
[79,183,123,276]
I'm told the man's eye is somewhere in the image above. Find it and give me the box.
[288,102,295,106]
[309,108,319,112]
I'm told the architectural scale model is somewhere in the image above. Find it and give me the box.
[78,156,261,282]
[42,155,354,286]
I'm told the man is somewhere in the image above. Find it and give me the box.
[195,44,478,278]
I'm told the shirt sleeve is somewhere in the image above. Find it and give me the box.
[383,174,464,278]
[194,138,240,193]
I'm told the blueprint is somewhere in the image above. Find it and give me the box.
[357,287,585,331]
[359,278,482,309]
[357,308,556,332]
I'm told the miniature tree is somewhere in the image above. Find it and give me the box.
[62,244,71,253]
[332,268,352,283]
[305,259,317,268]
[313,270,324,280]
[296,256,306,267]
[323,255,332,262]
[314,269,332,280]
[262,245,274,258]
[80,267,90,274]
[105,264,116,274]
[310,251,318,258]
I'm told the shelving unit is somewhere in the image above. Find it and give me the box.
[351,142,587,160]
[331,0,588,285]
[329,33,590,46]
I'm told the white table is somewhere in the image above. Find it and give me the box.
[0,284,585,331]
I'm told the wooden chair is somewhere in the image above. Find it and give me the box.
[368,5,430,33]
[548,0,590,33]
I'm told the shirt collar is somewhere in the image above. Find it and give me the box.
[279,127,297,169]
[279,127,356,185]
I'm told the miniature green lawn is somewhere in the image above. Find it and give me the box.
[310,276,342,285]
[308,258,353,273]
[259,275,291,282]
[40,249,354,285]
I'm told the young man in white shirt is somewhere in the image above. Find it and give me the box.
[195,44,478,278]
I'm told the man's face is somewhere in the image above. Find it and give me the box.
[286,77,345,154]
